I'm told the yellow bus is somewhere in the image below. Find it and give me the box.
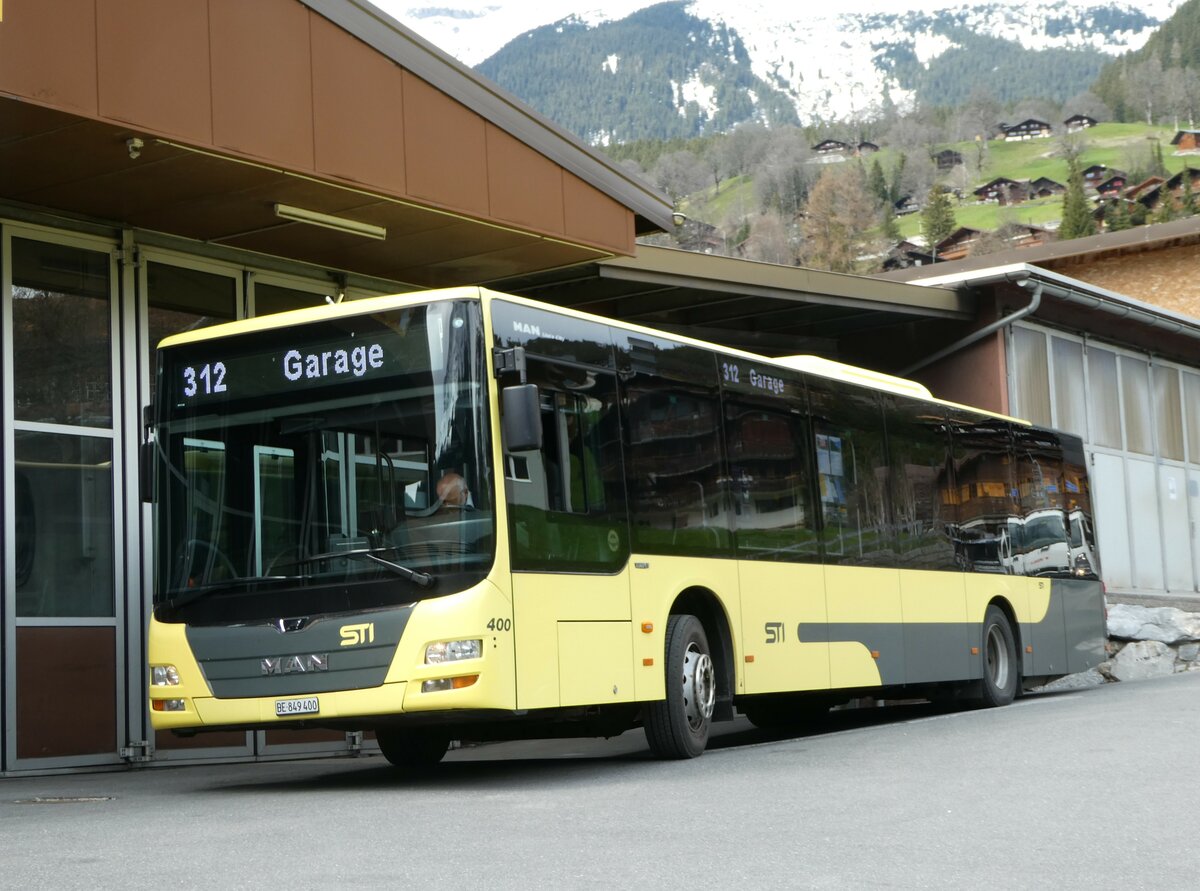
[146,287,1106,765]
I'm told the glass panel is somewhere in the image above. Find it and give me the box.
[1088,347,1121,449]
[507,362,627,572]
[1185,371,1200,464]
[147,261,237,403]
[885,399,957,570]
[808,381,893,566]
[1013,327,1050,427]
[11,238,112,427]
[14,432,114,617]
[154,300,494,624]
[1062,437,1100,579]
[1153,365,1184,461]
[254,282,328,317]
[620,337,730,557]
[726,399,819,563]
[1013,430,1070,577]
[949,419,1016,573]
[1051,337,1087,438]
[1120,356,1153,455]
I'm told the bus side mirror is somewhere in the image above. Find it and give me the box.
[501,384,542,452]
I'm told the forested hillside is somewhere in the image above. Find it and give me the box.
[1094,0,1200,122]
[881,30,1108,108]
[477,3,799,143]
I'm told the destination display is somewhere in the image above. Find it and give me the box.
[162,308,434,414]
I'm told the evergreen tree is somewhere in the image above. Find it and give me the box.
[1153,191,1178,224]
[1106,199,1133,232]
[1152,139,1168,177]
[1182,170,1199,216]
[881,203,902,243]
[1059,158,1098,240]
[868,158,889,205]
[921,184,956,255]
[889,153,908,205]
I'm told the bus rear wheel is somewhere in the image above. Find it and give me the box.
[645,614,716,759]
[980,605,1019,707]
[376,727,450,772]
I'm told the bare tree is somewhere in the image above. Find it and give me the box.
[752,127,813,219]
[1063,90,1111,123]
[1163,67,1199,130]
[1126,57,1164,125]
[651,150,709,203]
[800,164,882,273]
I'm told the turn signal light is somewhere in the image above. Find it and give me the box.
[152,699,186,712]
[422,674,479,693]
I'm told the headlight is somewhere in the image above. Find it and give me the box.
[151,665,180,686]
[425,639,482,664]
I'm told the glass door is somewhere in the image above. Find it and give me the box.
[3,229,124,771]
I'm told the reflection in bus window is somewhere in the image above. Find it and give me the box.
[726,401,818,562]
[885,399,957,571]
[505,360,626,572]
[808,381,892,566]
[948,420,1015,574]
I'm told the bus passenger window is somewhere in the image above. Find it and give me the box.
[726,401,818,562]
[505,361,626,572]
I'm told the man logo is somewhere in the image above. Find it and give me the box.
[340,622,375,647]
[261,654,329,675]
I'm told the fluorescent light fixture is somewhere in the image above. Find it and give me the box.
[273,203,387,240]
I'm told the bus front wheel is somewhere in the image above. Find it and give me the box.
[645,614,716,759]
[980,605,1019,707]
[376,727,450,772]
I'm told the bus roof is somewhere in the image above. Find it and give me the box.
[155,285,1028,426]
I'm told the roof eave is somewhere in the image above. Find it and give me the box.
[298,0,675,233]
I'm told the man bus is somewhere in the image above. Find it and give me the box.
[147,288,1106,766]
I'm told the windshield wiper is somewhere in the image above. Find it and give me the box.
[161,574,307,612]
[275,547,436,589]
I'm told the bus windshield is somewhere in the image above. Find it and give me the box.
[152,299,493,622]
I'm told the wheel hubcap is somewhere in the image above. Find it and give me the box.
[986,624,1010,690]
[682,643,716,731]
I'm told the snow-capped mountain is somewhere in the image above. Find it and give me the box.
[381,0,1182,137]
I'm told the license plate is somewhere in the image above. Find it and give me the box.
[275,697,319,717]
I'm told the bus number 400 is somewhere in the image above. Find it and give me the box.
[486,618,512,632]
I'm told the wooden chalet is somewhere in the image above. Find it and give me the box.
[1082,164,1119,185]
[883,239,932,271]
[1095,173,1129,197]
[1170,130,1200,153]
[857,141,880,155]
[973,177,1027,205]
[1029,177,1065,198]
[894,194,920,216]
[812,139,852,156]
[933,149,964,170]
[933,227,983,261]
[1126,176,1167,208]
[1001,119,1052,141]
[1064,114,1098,133]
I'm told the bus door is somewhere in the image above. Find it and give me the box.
[504,358,632,711]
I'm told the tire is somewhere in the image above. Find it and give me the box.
[375,727,450,772]
[644,614,716,759]
[979,605,1019,707]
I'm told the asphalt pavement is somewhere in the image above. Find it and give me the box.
[2,671,1197,888]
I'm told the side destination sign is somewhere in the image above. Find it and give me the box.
[166,312,422,410]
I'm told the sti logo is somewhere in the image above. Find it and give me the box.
[340,622,375,647]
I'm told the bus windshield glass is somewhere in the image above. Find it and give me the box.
[152,299,493,622]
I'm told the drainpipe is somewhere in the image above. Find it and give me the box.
[899,277,1043,378]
